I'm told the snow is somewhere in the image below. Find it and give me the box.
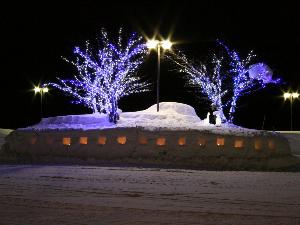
[0,129,13,149]
[249,63,273,83]
[278,131,300,155]
[1,165,300,225]
[22,102,271,136]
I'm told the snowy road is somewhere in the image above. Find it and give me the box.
[0,165,299,225]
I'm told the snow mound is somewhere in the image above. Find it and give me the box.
[144,102,198,117]
[27,102,202,130]
[23,102,268,136]
[121,102,201,128]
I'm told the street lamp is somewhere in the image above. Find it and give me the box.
[147,39,173,112]
[283,91,299,131]
[34,85,49,119]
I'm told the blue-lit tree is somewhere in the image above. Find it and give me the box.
[168,51,228,122]
[168,42,281,125]
[47,29,150,123]
[218,41,281,123]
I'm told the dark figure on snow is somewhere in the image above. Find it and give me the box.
[209,104,217,125]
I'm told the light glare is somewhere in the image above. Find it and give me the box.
[284,92,291,99]
[284,92,299,99]
[292,92,299,98]
[161,40,172,50]
[146,40,158,49]
[34,86,41,93]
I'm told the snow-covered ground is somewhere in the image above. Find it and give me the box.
[0,165,299,225]
[23,102,270,137]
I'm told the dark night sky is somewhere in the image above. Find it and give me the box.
[0,0,299,130]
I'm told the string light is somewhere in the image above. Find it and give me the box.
[47,28,150,123]
[168,41,281,125]
[218,41,281,123]
[168,51,227,122]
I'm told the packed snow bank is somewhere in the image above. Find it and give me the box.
[277,131,300,155]
[120,102,202,130]
[5,103,294,168]
[0,129,13,149]
[23,102,273,136]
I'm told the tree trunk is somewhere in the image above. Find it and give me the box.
[92,98,98,114]
[109,96,119,124]
[228,97,237,123]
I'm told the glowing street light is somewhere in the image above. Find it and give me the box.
[292,92,299,98]
[34,85,49,119]
[283,91,299,131]
[161,40,172,50]
[146,40,159,49]
[146,39,173,112]
[283,92,291,99]
[34,87,41,93]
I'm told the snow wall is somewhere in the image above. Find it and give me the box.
[1,102,297,169]
[2,127,291,161]
[277,131,300,156]
[0,129,13,149]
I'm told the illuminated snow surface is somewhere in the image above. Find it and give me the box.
[24,102,271,136]
[0,165,300,225]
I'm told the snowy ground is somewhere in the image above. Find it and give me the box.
[0,165,299,225]
[1,127,300,224]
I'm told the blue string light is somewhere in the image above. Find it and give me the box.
[218,41,281,123]
[46,28,150,123]
[168,51,228,122]
[168,41,281,124]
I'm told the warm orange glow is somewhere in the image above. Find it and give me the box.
[117,136,127,145]
[79,137,88,145]
[178,137,186,146]
[139,136,148,145]
[46,137,53,145]
[268,140,275,150]
[254,139,262,151]
[216,137,225,146]
[63,137,71,146]
[156,137,166,146]
[30,137,37,145]
[197,137,206,146]
[98,136,107,145]
[234,139,244,148]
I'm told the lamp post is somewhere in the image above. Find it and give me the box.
[284,92,299,131]
[34,86,49,119]
[146,39,172,112]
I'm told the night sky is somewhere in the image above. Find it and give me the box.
[1,1,299,130]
